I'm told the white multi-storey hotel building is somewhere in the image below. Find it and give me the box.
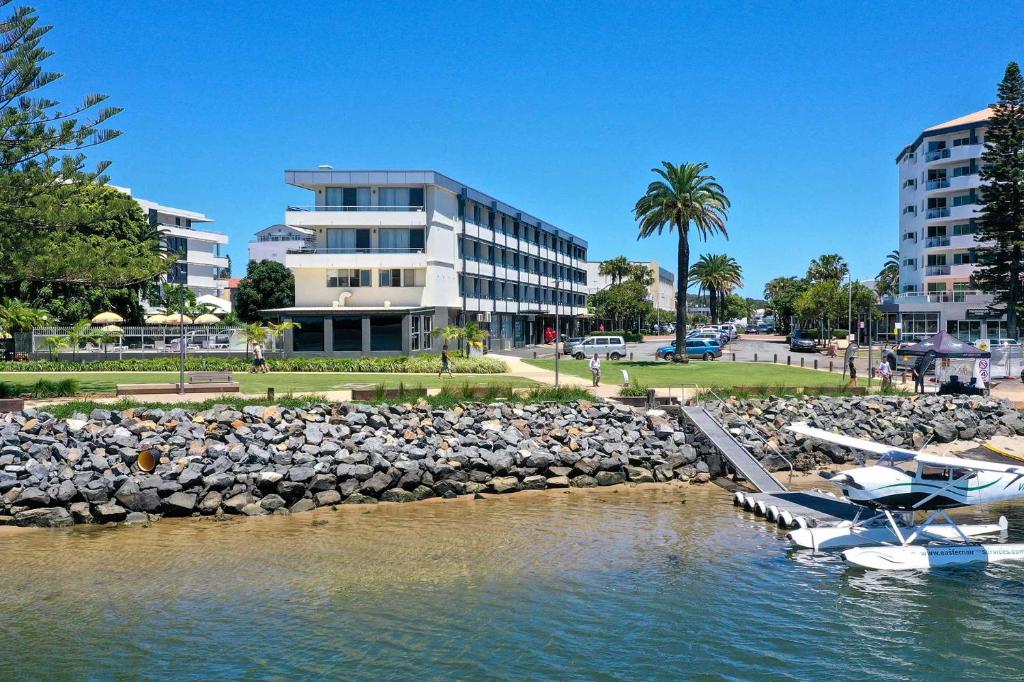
[885,108,1002,341]
[263,169,588,356]
[115,186,231,299]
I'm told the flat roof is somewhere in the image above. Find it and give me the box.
[283,169,587,248]
[111,185,213,222]
[896,108,991,163]
[260,305,432,314]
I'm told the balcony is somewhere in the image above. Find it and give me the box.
[926,179,950,190]
[926,207,950,219]
[925,265,950,276]
[925,148,950,162]
[897,290,986,304]
[284,247,426,270]
[286,205,426,228]
[925,236,950,248]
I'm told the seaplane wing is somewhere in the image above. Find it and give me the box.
[786,422,1024,475]
[785,422,918,457]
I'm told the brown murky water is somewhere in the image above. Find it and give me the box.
[3,484,1024,680]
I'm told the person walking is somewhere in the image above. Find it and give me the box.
[914,355,927,394]
[589,353,602,387]
[253,342,268,374]
[439,344,454,379]
[878,358,892,389]
[848,357,858,388]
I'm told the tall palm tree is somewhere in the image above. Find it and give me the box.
[634,162,730,361]
[265,320,301,352]
[65,320,98,362]
[598,256,633,285]
[807,253,849,282]
[875,249,900,298]
[240,322,269,357]
[0,298,49,335]
[688,254,743,323]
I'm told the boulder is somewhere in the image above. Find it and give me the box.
[93,502,128,522]
[595,471,625,486]
[313,490,342,506]
[14,507,73,528]
[489,476,521,493]
[380,489,416,503]
[161,492,197,516]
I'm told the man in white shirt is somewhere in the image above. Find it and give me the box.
[589,353,602,387]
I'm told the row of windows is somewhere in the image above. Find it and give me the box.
[926,251,979,266]
[326,268,424,288]
[460,200,586,260]
[458,237,585,283]
[322,186,425,210]
[292,315,406,352]
[459,276,586,307]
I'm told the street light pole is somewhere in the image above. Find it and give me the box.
[847,273,853,340]
[178,286,186,395]
[554,262,560,388]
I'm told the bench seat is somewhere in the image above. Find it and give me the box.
[116,382,240,396]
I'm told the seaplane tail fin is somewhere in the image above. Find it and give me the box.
[911,452,1024,476]
[785,422,896,456]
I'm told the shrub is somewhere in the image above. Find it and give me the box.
[618,382,651,398]
[0,381,18,398]
[589,330,643,343]
[0,355,508,374]
[800,329,847,341]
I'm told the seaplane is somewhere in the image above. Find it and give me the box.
[779,422,1024,570]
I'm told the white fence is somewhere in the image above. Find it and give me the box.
[30,326,283,355]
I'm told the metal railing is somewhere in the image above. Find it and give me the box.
[925,236,950,247]
[287,247,425,254]
[286,205,425,212]
[698,386,794,486]
[925,265,951,275]
[926,207,951,218]
[926,179,950,190]
[925,148,951,161]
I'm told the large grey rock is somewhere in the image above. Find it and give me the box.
[162,492,197,516]
[14,507,73,528]
[313,490,342,506]
[115,480,161,512]
[93,502,128,522]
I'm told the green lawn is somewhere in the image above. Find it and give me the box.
[0,372,537,396]
[524,359,845,388]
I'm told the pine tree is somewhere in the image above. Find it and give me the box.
[974,62,1024,338]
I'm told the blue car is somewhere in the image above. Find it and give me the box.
[655,339,722,361]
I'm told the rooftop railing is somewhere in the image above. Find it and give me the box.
[287,247,425,254]
[287,205,425,212]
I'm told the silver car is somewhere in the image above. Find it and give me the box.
[571,336,627,360]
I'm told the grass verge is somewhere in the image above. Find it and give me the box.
[524,359,845,388]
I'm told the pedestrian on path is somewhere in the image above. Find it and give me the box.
[439,344,454,378]
[878,358,892,389]
[252,343,268,374]
[589,353,602,387]
[848,357,858,388]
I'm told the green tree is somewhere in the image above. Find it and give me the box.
[795,280,845,335]
[806,254,849,282]
[875,249,900,298]
[239,322,270,357]
[688,253,743,323]
[973,62,1024,338]
[0,298,49,334]
[0,4,171,289]
[589,280,652,331]
[3,183,169,324]
[64,320,98,361]
[431,322,489,357]
[598,256,633,285]
[719,293,754,322]
[635,162,730,362]
[763,276,808,334]
[235,260,295,322]
[628,263,655,287]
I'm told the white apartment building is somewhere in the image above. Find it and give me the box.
[248,224,315,265]
[115,186,230,299]
[885,108,1001,342]
[263,169,589,356]
[584,260,676,311]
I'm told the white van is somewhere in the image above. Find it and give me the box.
[571,336,626,360]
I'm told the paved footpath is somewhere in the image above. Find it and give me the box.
[489,353,621,398]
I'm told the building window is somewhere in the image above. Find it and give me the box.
[378,187,424,210]
[411,315,420,351]
[422,315,432,350]
[325,187,370,211]
[952,222,978,236]
[370,316,403,351]
[328,269,368,287]
[952,192,977,207]
[167,262,188,284]
[903,205,916,215]
[378,228,424,252]
[953,250,978,265]
[326,228,370,252]
[292,316,325,352]
[332,317,362,352]
[165,236,188,257]
[473,205,481,225]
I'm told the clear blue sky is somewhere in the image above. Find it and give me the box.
[35,1,1023,297]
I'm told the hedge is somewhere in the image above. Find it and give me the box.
[589,331,643,343]
[800,329,847,340]
[0,355,508,374]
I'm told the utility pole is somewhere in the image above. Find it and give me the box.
[178,285,186,395]
[554,261,560,387]
[847,273,853,341]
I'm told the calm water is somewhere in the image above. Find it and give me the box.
[3,485,1024,681]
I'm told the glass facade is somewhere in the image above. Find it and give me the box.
[370,316,403,351]
[332,317,362,352]
[292,316,325,352]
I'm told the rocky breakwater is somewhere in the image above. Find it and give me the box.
[0,401,709,528]
[707,395,1024,472]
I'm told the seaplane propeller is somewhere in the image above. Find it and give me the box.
[780,422,1024,570]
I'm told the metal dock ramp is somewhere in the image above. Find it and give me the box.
[682,406,786,493]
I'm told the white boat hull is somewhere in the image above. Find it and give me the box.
[788,519,1006,551]
[842,543,1024,570]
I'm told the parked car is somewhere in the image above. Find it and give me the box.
[719,324,738,340]
[571,336,627,360]
[656,339,721,361]
[689,330,728,347]
[790,334,816,352]
[757,323,776,334]
[990,338,1020,347]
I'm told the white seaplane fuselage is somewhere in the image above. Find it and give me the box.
[833,463,1024,511]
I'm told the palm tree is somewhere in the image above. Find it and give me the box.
[0,298,50,335]
[43,335,68,360]
[431,322,490,357]
[807,253,849,282]
[65,320,98,362]
[240,322,269,357]
[265,320,301,352]
[598,256,633,285]
[688,254,743,323]
[634,162,730,361]
[875,249,900,298]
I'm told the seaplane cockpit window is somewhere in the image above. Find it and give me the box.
[920,466,950,481]
[951,467,975,481]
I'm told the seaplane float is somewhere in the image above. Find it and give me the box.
[775,422,1024,570]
